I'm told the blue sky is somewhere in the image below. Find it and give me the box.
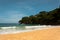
[0,0,59,23]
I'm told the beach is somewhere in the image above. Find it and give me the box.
[0,26,60,40]
[0,25,58,34]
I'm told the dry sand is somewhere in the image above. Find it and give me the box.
[0,27,60,40]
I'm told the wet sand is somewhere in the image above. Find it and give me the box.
[0,27,60,40]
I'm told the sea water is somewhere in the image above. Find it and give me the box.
[0,23,51,34]
[0,23,18,27]
[0,23,39,34]
[0,23,27,34]
[0,23,38,30]
[0,23,26,30]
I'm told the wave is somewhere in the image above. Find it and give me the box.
[0,25,60,34]
[0,26,17,29]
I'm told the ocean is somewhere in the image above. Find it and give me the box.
[0,23,19,27]
[0,23,33,34]
[0,23,55,34]
[0,23,38,30]
[0,23,26,30]
[0,23,36,27]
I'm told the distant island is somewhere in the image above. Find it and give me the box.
[19,7,60,25]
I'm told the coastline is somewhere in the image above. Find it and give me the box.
[0,26,60,40]
[0,25,60,34]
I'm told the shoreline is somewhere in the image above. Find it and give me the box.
[0,25,60,34]
[0,27,60,40]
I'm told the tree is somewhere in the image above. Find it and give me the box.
[19,7,60,25]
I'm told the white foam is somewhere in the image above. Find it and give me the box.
[0,26,16,29]
[25,25,48,29]
[0,29,33,34]
[0,25,60,34]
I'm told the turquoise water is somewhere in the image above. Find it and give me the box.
[0,23,40,30]
[0,23,37,27]
[0,23,26,30]
[0,23,32,34]
[0,23,19,27]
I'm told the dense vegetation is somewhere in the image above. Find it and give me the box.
[19,7,60,25]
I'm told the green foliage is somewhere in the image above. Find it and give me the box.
[19,7,60,25]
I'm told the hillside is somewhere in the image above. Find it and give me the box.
[19,7,60,25]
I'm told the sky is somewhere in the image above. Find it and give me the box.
[0,0,59,23]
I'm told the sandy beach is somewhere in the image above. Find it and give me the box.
[0,26,60,40]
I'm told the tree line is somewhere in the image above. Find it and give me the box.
[19,7,60,25]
